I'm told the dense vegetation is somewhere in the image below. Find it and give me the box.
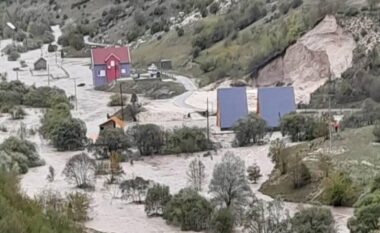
[0,172,84,233]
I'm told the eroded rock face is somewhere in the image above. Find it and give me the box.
[256,16,356,103]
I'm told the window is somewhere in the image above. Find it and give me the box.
[97,70,105,77]
[110,60,115,67]
[121,69,126,74]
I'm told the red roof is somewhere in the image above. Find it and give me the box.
[91,47,131,65]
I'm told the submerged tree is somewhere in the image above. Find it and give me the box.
[247,163,262,184]
[144,184,172,217]
[209,152,252,218]
[63,153,96,189]
[187,158,206,191]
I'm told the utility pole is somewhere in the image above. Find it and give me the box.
[47,65,50,86]
[120,83,124,121]
[206,98,210,145]
[74,77,78,111]
[328,75,332,152]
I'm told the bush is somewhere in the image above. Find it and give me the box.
[209,208,234,233]
[8,51,20,61]
[164,127,210,154]
[144,184,172,216]
[0,136,45,173]
[0,173,84,233]
[50,118,87,151]
[163,188,213,231]
[176,27,184,37]
[290,161,311,189]
[209,2,219,14]
[129,124,164,156]
[10,106,26,120]
[247,163,262,184]
[108,93,127,106]
[233,113,266,147]
[373,123,380,142]
[120,177,151,203]
[290,207,336,233]
[23,86,70,108]
[323,172,357,206]
[348,190,380,233]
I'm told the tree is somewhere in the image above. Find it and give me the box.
[290,207,336,233]
[129,124,164,155]
[280,113,306,142]
[144,184,172,217]
[50,118,87,151]
[247,163,262,184]
[164,127,211,154]
[268,139,287,174]
[210,208,234,233]
[163,188,213,231]
[233,113,266,147]
[120,177,151,203]
[131,92,138,105]
[187,158,206,191]
[209,152,252,218]
[374,123,380,142]
[108,93,127,106]
[93,128,130,159]
[63,153,96,189]
[244,198,291,233]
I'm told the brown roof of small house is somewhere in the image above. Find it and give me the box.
[34,57,47,66]
[100,116,125,129]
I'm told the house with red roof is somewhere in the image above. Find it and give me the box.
[91,47,131,87]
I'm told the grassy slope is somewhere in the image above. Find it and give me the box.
[261,126,380,205]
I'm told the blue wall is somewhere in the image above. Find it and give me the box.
[92,64,107,87]
[120,63,131,77]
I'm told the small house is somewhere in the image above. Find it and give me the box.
[34,57,47,70]
[99,116,125,131]
[257,86,296,128]
[148,63,159,78]
[217,87,249,130]
[91,47,131,88]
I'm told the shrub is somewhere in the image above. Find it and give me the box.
[373,123,380,142]
[50,118,87,151]
[63,153,96,189]
[323,172,357,206]
[233,113,266,146]
[176,27,184,37]
[10,106,26,120]
[65,192,92,222]
[144,184,172,216]
[290,160,311,189]
[164,126,210,154]
[290,207,336,233]
[209,2,219,14]
[8,51,20,61]
[23,86,70,108]
[163,188,213,231]
[108,93,127,106]
[209,208,234,233]
[120,177,151,203]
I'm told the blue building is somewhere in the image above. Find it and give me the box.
[217,87,249,130]
[257,86,296,128]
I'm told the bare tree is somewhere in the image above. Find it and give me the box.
[244,198,291,233]
[63,153,96,189]
[247,163,262,184]
[269,139,287,174]
[187,158,206,191]
[120,176,151,204]
[209,152,252,219]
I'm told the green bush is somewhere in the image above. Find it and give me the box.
[290,207,336,233]
[0,173,84,233]
[233,113,266,146]
[0,136,45,173]
[323,172,357,207]
[163,127,210,154]
[209,208,234,233]
[23,86,70,108]
[50,118,87,151]
[374,124,380,142]
[108,93,127,106]
[163,188,213,231]
[8,51,20,61]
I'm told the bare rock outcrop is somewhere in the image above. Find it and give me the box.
[256,15,356,104]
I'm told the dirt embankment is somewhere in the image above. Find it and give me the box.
[256,16,356,104]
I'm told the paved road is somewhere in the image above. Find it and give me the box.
[171,74,204,112]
